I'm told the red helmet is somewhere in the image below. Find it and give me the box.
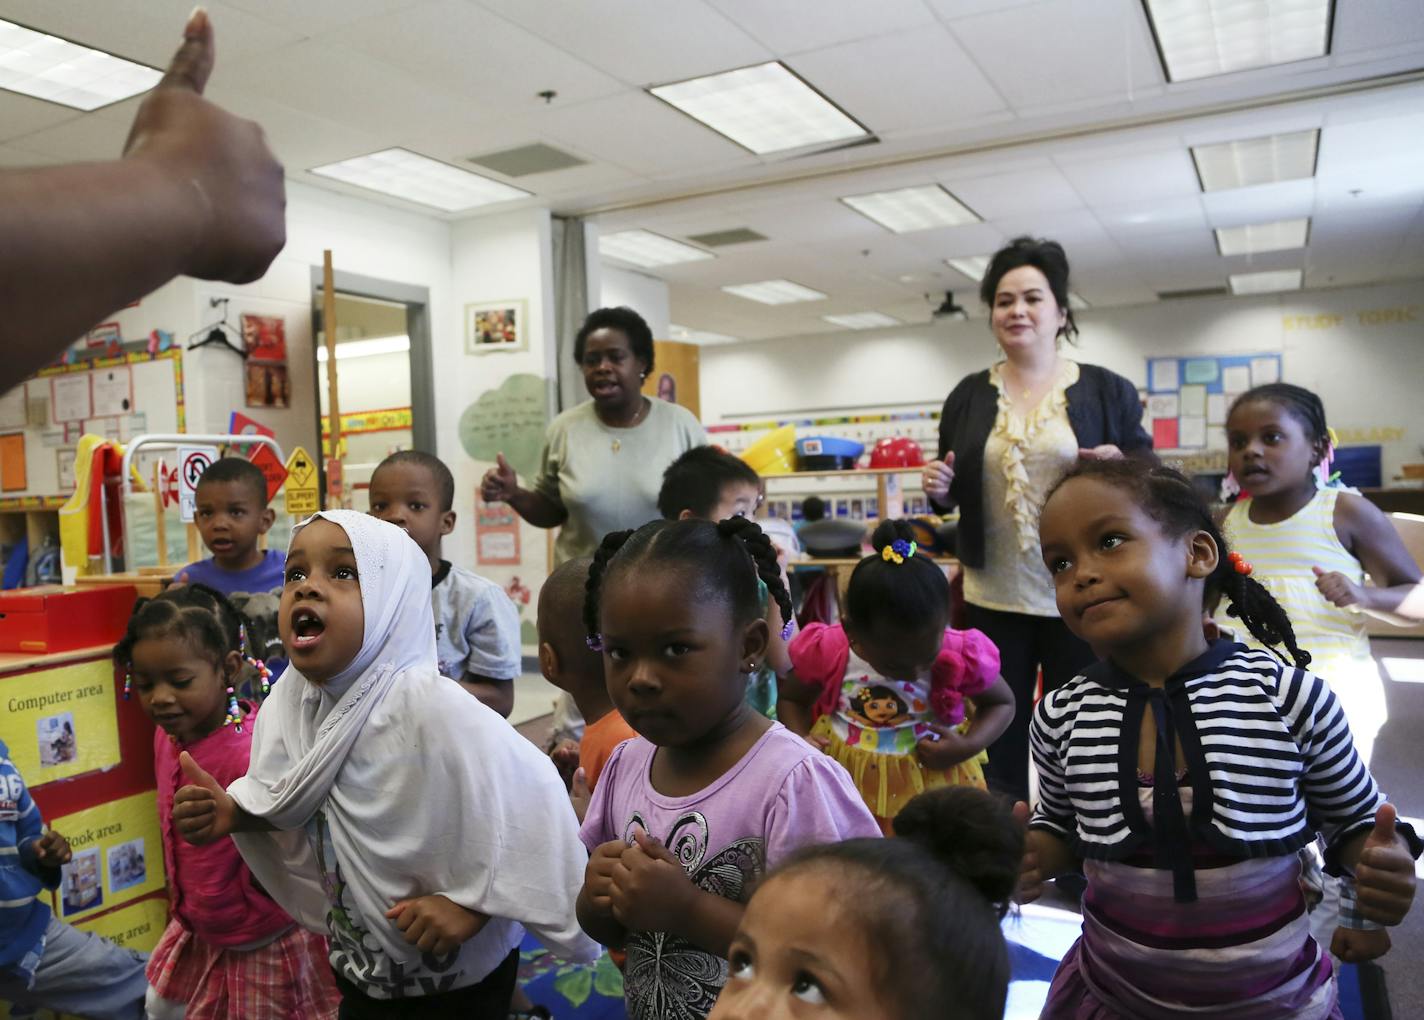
[869,436,925,468]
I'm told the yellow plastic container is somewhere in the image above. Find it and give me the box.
[741,424,797,475]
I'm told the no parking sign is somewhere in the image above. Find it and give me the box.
[177,445,218,523]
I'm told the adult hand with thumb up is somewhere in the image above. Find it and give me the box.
[1352,803,1417,926]
[480,453,520,504]
[172,750,238,846]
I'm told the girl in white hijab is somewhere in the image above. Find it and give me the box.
[173,510,597,1017]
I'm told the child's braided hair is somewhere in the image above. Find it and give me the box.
[583,517,793,646]
[1048,459,1312,669]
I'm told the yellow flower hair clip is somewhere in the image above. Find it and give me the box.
[881,539,917,565]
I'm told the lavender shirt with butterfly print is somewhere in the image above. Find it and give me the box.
[579,723,880,1020]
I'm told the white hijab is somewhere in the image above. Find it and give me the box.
[228,510,596,976]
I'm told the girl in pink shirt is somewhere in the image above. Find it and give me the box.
[116,584,338,1019]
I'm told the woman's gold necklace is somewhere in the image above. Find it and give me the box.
[609,399,649,452]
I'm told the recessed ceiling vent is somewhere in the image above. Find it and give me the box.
[686,228,767,247]
[466,143,586,177]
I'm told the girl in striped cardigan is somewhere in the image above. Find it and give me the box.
[1023,459,1419,1020]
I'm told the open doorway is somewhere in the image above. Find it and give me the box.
[311,271,434,511]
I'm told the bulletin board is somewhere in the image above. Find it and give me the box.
[1145,353,1282,451]
[0,349,184,506]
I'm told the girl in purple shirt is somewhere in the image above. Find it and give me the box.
[576,518,880,1020]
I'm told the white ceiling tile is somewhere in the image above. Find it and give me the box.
[532,91,760,177]
[944,166,1083,220]
[1096,195,1209,238]
[1202,179,1318,227]
[924,0,1045,20]
[1056,149,1200,206]
[473,0,768,84]
[707,0,937,54]
[1330,0,1424,52]
[218,0,432,35]
[6,98,139,161]
[1116,229,1219,262]
[329,0,626,110]
[788,26,1007,135]
[0,0,301,68]
[945,0,1163,111]
[217,39,479,138]
[0,142,58,167]
[892,223,1008,261]
[0,91,82,144]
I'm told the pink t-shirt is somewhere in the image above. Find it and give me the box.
[154,706,294,948]
[790,623,1000,750]
[579,723,880,1019]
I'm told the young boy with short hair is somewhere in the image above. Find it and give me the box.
[0,739,148,1017]
[657,445,793,717]
[175,457,286,677]
[537,558,634,818]
[656,444,763,523]
[368,450,521,716]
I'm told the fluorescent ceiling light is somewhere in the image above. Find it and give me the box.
[842,185,979,234]
[945,255,991,282]
[598,229,713,268]
[649,61,867,155]
[669,324,739,345]
[822,312,901,330]
[317,335,411,362]
[1068,291,1091,310]
[0,19,161,110]
[722,279,827,305]
[311,148,530,212]
[1143,0,1333,82]
[1215,217,1310,256]
[1192,129,1319,191]
[1229,269,1303,295]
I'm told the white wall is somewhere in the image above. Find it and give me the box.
[600,264,671,339]
[701,278,1424,480]
[444,207,556,582]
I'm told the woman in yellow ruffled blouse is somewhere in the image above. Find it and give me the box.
[921,237,1152,801]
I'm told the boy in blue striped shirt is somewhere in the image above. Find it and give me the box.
[0,739,147,1018]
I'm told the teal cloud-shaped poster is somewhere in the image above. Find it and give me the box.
[458,373,549,478]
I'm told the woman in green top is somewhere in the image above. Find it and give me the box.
[480,306,706,565]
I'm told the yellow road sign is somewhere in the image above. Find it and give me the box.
[284,445,320,516]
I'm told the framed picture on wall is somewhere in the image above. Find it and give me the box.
[465,300,527,354]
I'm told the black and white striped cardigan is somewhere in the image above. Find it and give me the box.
[1028,640,1416,890]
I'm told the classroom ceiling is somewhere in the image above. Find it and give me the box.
[1,0,1422,342]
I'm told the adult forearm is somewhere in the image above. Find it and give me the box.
[0,160,199,386]
[507,488,568,529]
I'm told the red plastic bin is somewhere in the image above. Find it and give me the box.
[0,584,139,653]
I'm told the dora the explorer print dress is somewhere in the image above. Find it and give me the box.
[789,623,1000,825]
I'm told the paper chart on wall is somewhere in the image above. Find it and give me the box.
[1147,394,1179,420]
[0,387,25,429]
[1178,416,1207,449]
[1206,394,1227,425]
[91,366,134,417]
[1150,359,1179,392]
[1221,365,1251,395]
[50,374,91,423]
[1179,384,1207,417]
[1250,357,1280,385]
